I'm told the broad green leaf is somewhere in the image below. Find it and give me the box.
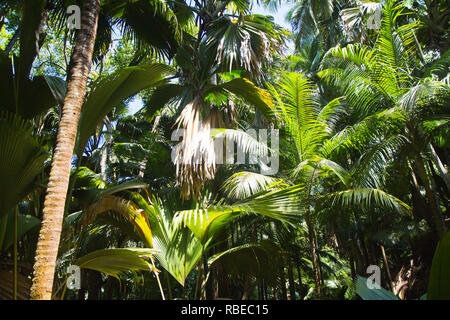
[0,113,47,215]
[207,78,274,119]
[131,193,203,286]
[174,184,303,245]
[75,248,159,279]
[44,75,67,106]
[75,63,174,156]
[427,230,450,299]
[355,276,399,300]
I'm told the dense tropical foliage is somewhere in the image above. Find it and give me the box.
[0,0,448,300]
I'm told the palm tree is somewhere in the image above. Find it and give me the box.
[320,0,449,239]
[223,69,410,296]
[1,0,445,301]
[143,0,287,200]
[30,0,102,300]
[0,0,68,301]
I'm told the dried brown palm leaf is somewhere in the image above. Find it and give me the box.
[174,98,225,200]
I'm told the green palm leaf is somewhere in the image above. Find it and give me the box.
[75,63,175,156]
[355,276,399,300]
[0,211,40,252]
[74,248,159,280]
[207,77,275,119]
[221,171,283,200]
[319,188,411,214]
[205,14,285,78]
[174,184,303,245]
[82,195,154,248]
[427,230,450,299]
[0,112,48,216]
[130,193,203,286]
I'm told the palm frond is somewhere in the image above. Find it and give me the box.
[221,171,282,200]
[207,77,275,119]
[427,230,450,299]
[0,211,40,252]
[173,99,225,200]
[273,72,327,161]
[355,276,399,300]
[351,134,408,189]
[131,193,203,286]
[319,188,411,215]
[76,63,175,156]
[0,112,48,216]
[75,248,159,280]
[174,184,303,245]
[212,128,275,167]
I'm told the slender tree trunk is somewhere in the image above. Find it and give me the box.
[314,233,325,286]
[13,206,18,300]
[216,231,230,298]
[202,251,213,300]
[349,254,356,279]
[305,216,321,295]
[409,161,433,225]
[241,274,253,300]
[380,245,393,291]
[287,254,296,300]
[353,211,370,267]
[100,118,113,180]
[353,244,365,275]
[296,262,303,299]
[263,280,268,300]
[279,263,288,300]
[305,168,321,295]
[165,271,173,300]
[30,0,101,300]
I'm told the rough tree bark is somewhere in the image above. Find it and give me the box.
[30,0,101,300]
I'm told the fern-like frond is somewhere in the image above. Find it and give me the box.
[221,171,284,200]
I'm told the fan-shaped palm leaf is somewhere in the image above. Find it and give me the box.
[75,63,175,156]
[174,184,303,245]
[205,14,286,78]
[221,171,283,200]
[427,230,450,299]
[319,188,411,214]
[74,248,159,280]
[0,112,48,216]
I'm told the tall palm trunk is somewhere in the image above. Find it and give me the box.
[286,254,296,300]
[30,0,101,300]
[305,167,321,295]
